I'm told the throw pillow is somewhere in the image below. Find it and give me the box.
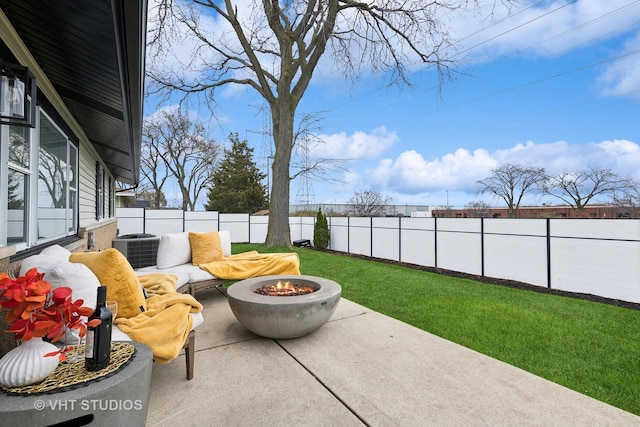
[189,231,224,266]
[46,262,101,344]
[40,244,71,261]
[19,254,61,277]
[156,232,191,269]
[69,248,146,319]
[19,255,100,344]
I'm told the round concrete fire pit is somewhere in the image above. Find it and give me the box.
[226,275,341,339]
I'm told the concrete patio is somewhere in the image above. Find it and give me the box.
[146,287,639,426]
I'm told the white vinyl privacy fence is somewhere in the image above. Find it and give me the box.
[116,208,640,304]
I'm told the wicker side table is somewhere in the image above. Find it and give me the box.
[0,342,153,427]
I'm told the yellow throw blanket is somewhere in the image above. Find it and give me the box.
[198,251,301,280]
[114,273,203,363]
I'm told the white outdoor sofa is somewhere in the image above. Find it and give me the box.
[134,230,231,297]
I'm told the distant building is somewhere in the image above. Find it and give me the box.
[290,203,431,217]
[115,188,137,208]
[431,205,636,219]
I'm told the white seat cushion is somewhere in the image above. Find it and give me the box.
[188,268,218,283]
[138,263,216,283]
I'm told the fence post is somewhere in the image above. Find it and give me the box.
[546,218,552,289]
[370,217,373,258]
[347,217,350,253]
[398,216,402,262]
[481,217,485,277]
[434,217,438,269]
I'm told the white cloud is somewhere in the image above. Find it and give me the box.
[365,139,640,196]
[312,126,399,160]
[493,139,640,177]
[456,1,640,59]
[597,32,640,99]
[445,1,640,103]
[369,148,495,194]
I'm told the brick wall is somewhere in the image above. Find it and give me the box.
[78,220,119,252]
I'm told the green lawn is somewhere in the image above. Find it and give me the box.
[232,243,640,415]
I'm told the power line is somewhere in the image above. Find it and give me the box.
[403,48,640,121]
[328,0,571,110]
[517,1,640,54]
[456,0,577,58]
[329,0,640,122]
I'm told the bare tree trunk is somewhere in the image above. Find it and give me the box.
[147,0,499,243]
[266,97,294,247]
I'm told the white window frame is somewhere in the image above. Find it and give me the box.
[0,107,78,250]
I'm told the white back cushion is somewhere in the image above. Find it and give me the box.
[156,232,192,269]
[156,230,232,268]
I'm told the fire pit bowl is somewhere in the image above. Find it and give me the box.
[226,275,341,339]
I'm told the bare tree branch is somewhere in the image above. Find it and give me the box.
[147,0,510,245]
[141,108,221,210]
[544,167,634,211]
[346,189,393,216]
[477,163,547,218]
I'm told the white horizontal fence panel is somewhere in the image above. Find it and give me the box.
[483,218,546,236]
[372,217,400,261]
[348,217,372,257]
[290,217,315,242]
[484,219,548,287]
[219,213,250,242]
[301,217,315,241]
[114,208,640,304]
[399,217,435,267]
[114,208,144,235]
[249,216,268,244]
[437,218,482,275]
[328,217,349,252]
[144,209,184,235]
[552,218,640,240]
[184,211,219,232]
[550,220,640,302]
[289,217,301,243]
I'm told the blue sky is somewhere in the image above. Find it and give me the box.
[146,0,640,210]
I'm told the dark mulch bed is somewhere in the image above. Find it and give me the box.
[312,248,640,312]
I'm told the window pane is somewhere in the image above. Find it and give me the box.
[38,115,67,239]
[8,126,30,169]
[7,169,27,245]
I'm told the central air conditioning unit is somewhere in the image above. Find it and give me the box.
[112,233,159,269]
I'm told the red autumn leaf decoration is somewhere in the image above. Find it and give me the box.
[0,268,101,360]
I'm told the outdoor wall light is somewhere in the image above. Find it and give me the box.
[0,61,36,128]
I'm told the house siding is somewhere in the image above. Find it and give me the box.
[77,139,117,252]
